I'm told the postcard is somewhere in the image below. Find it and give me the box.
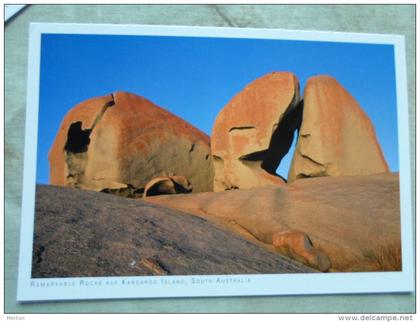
[17,23,414,301]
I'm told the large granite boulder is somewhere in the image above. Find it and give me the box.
[49,92,214,195]
[288,75,389,182]
[211,72,302,191]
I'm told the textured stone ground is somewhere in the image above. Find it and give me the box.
[32,184,314,278]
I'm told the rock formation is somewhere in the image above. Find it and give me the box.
[146,173,401,272]
[211,72,302,191]
[44,73,398,273]
[32,184,315,277]
[272,230,331,272]
[49,92,214,196]
[288,75,389,182]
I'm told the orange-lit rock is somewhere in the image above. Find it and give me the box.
[49,92,213,195]
[211,72,302,191]
[288,75,389,182]
[143,175,192,197]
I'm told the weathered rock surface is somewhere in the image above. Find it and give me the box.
[32,184,315,278]
[211,72,302,191]
[49,92,214,196]
[146,173,401,272]
[288,75,389,182]
[272,230,331,272]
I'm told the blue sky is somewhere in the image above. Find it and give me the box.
[37,33,398,183]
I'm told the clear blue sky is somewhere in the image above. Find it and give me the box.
[37,33,398,184]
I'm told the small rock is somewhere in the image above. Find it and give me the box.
[272,230,331,272]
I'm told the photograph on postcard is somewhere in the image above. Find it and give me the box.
[17,24,413,301]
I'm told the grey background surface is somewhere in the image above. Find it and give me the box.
[5,4,415,313]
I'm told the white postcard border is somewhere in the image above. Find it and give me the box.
[17,23,414,302]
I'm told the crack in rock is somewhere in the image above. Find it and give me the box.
[141,258,169,275]
[299,151,325,168]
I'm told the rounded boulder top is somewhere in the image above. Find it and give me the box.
[288,75,389,182]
